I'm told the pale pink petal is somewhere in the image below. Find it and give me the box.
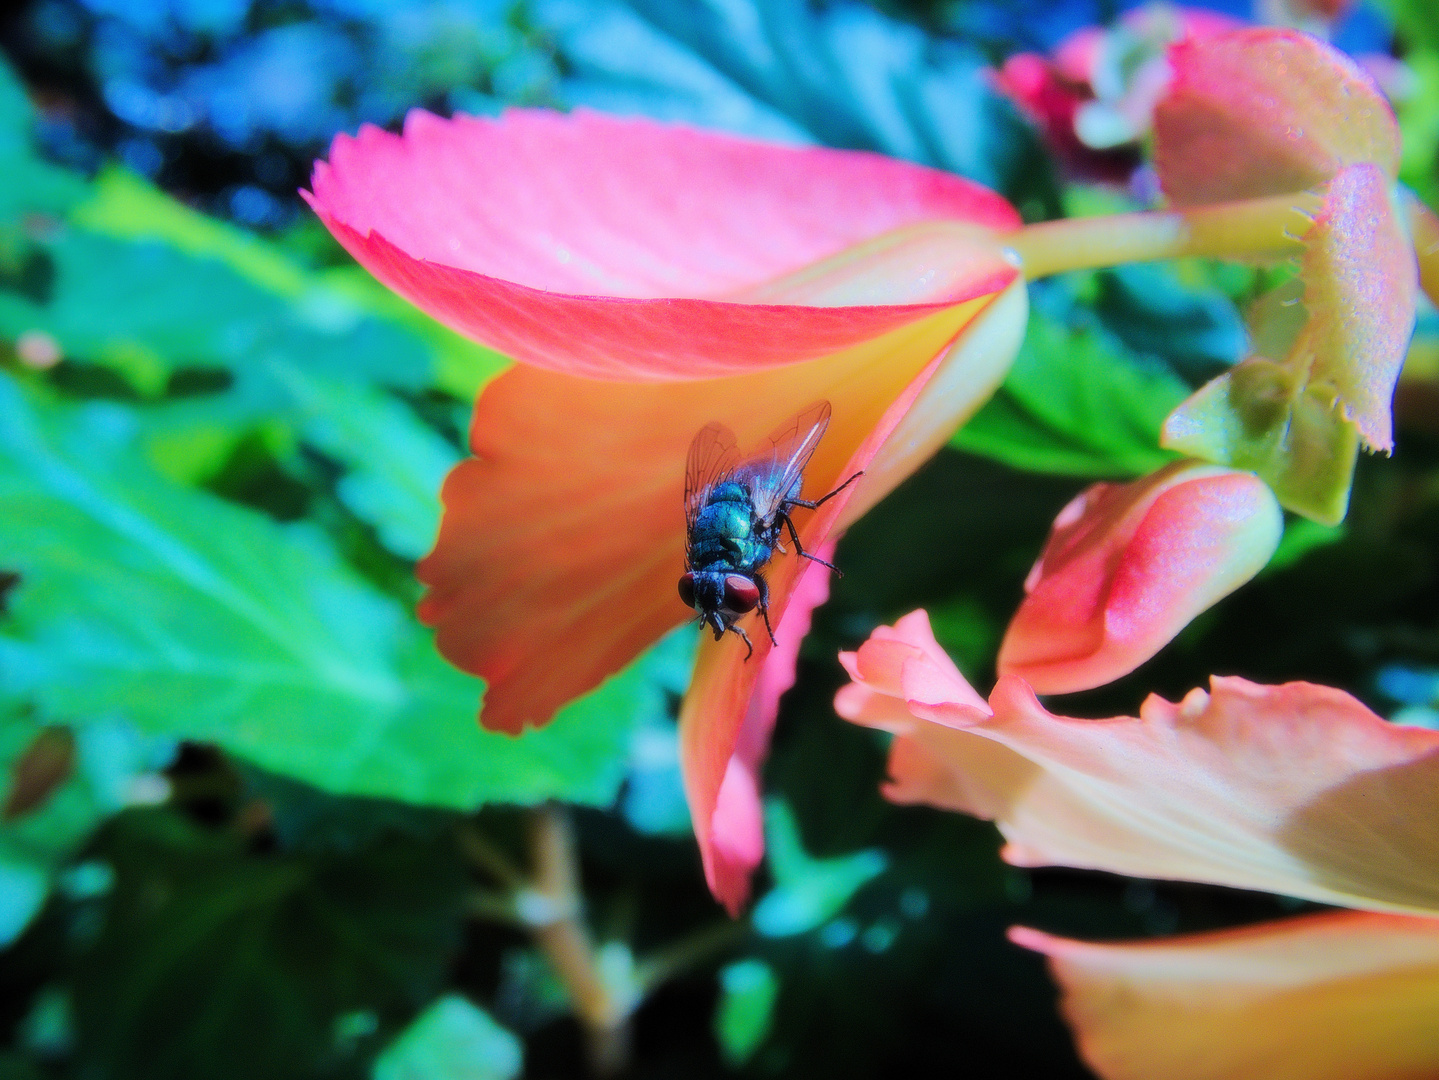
[996,462,1282,695]
[705,544,834,915]
[306,108,1019,380]
[1013,911,1439,1080]
[900,674,1439,916]
[1302,162,1418,453]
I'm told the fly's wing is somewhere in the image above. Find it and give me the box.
[685,422,741,535]
[739,400,832,523]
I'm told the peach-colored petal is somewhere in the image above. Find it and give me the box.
[995,462,1282,694]
[890,672,1439,916]
[418,279,1021,735]
[1012,911,1439,1080]
[306,109,1018,381]
[1153,28,1399,207]
[704,545,833,915]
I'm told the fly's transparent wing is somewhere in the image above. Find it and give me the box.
[739,400,832,523]
[685,421,741,534]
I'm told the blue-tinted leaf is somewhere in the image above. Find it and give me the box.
[536,0,1041,195]
[752,800,885,938]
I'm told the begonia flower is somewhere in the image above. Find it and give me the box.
[306,109,1029,910]
[1152,29,1417,524]
[1013,911,1439,1080]
[837,610,1439,916]
[995,461,1282,695]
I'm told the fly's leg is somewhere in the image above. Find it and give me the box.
[728,623,754,661]
[784,470,864,512]
[755,573,777,648]
[779,511,842,576]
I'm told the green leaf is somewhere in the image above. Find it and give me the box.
[259,365,461,560]
[72,169,510,400]
[0,228,434,393]
[0,374,692,808]
[952,308,1188,477]
[714,959,778,1066]
[68,808,468,1080]
[372,995,522,1080]
[751,800,886,938]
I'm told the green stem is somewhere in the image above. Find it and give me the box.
[1006,191,1320,280]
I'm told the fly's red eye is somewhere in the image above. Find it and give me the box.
[678,573,697,608]
[723,575,760,613]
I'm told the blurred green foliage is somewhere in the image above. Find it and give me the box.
[2,0,1439,1077]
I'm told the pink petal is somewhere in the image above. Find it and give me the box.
[306,108,1019,381]
[704,544,834,915]
[1153,28,1399,207]
[899,673,1439,915]
[1013,911,1439,1080]
[996,462,1282,695]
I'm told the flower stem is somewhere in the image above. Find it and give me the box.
[1005,191,1320,280]
[526,804,630,1077]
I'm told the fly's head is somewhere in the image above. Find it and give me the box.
[678,570,760,639]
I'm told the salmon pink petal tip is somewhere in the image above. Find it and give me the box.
[306,108,1019,381]
[699,546,835,915]
[996,462,1282,695]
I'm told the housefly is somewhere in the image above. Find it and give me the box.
[679,401,861,659]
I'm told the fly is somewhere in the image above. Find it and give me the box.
[679,400,862,659]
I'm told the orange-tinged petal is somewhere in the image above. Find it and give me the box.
[1153,28,1399,207]
[1012,911,1439,1080]
[306,108,1018,381]
[678,285,1027,910]
[916,674,1439,914]
[419,280,1025,735]
[704,545,833,915]
[996,462,1282,694]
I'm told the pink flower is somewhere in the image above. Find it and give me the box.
[994,6,1240,181]
[306,109,1030,910]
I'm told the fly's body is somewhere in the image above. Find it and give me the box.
[679,401,861,658]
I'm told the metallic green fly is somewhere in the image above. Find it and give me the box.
[679,401,861,658]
